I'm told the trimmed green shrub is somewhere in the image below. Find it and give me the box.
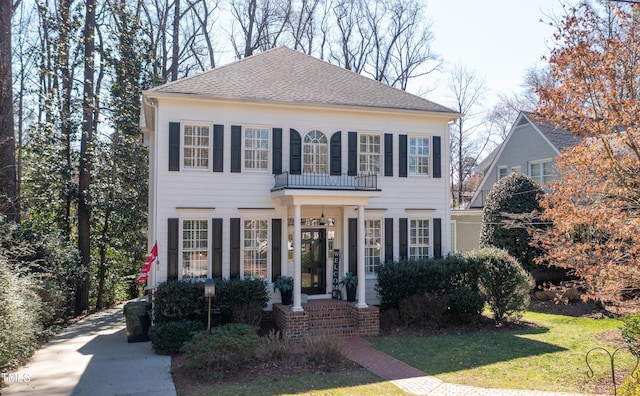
[447,286,484,323]
[216,278,269,325]
[150,320,205,354]
[398,293,448,327]
[0,264,43,373]
[153,278,269,326]
[181,324,260,378]
[375,254,480,311]
[303,335,343,365]
[153,280,206,324]
[469,247,534,324]
[480,172,544,271]
[622,313,640,357]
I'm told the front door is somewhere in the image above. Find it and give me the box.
[301,229,326,295]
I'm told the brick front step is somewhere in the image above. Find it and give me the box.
[273,299,379,340]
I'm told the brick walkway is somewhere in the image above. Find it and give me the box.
[341,337,592,396]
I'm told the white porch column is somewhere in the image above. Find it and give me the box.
[356,205,368,308]
[292,204,303,312]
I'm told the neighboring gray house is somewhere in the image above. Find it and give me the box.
[452,111,579,252]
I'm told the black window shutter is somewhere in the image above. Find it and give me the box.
[271,219,282,282]
[384,218,394,262]
[330,131,342,175]
[169,122,180,171]
[273,128,282,175]
[167,218,179,279]
[433,218,442,258]
[230,218,240,278]
[384,133,393,177]
[347,132,357,176]
[213,124,224,172]
[290,129,301,175]
[348,218,357,275]
[399,217,408,260]
[399,134,407,178]
[212,218,223,278]
[432,136,441,178]
[231,125,242,173]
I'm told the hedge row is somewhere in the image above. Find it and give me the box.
[153,277,270,325]
[375,254,480,311]
[376,248,534,324]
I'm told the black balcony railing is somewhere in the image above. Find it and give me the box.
[273,172,378,191]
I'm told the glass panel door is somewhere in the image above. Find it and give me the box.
[301,229,326,294]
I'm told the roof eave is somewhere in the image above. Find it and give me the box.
[142,90,462,119]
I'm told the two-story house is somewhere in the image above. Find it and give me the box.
[141,47,459,338]
[452,111,580,253]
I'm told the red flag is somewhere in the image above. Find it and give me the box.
[136,272,148,285]
[137,242,157,284]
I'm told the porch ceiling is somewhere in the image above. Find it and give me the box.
[271,188,380,206]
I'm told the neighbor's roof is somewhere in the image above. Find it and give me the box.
[145,46,457,114]
[523,112,581,151]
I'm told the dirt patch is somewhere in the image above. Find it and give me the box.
[171,351,361,392]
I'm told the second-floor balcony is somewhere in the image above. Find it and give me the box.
[273,172,379,191]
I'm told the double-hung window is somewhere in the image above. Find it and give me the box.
[359,134,381,174]
[409,137,429,176]
[244,127,269,171]
[243,219,268,279]
[364,219,381,275]
[530,160,554,185]
[183,124,210,170]
[182,219,208,279]
[498,166,508,180]
[409,219,430,260]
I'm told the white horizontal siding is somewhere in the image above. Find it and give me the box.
[149,97,453,299]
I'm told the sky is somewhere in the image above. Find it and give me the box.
[422,0,577,111]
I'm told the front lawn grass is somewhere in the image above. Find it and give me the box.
[372,311,632,394]
[176,368,409,396]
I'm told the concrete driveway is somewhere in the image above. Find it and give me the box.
[3,300,176,396]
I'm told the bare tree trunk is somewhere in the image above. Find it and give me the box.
[77,0,96,315]
[60,0,73,237]
[170,0,179,80]
[0,0,19,222]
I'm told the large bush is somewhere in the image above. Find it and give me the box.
[153,278,269,326]
[468,247,534,324]
[0,263,43,373]
[153,280,207,324]
[480,172,544,271]
[181,323,260,378]
[375,255,481,311]
[150,320,205,354]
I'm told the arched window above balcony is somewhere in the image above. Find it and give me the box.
[303,130,328,173]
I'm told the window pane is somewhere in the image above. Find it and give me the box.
[303,130,328,173]
[359,134,381,174]
[243,219,268,279]
[365,219,381,274]
[244,127,269,171]
[409,219,430,261]
[183,125,210,169]
[183,220,208,279]
[409,137,429,175]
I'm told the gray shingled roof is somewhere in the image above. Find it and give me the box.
[146,46,456,114]
[525,112,581,151]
